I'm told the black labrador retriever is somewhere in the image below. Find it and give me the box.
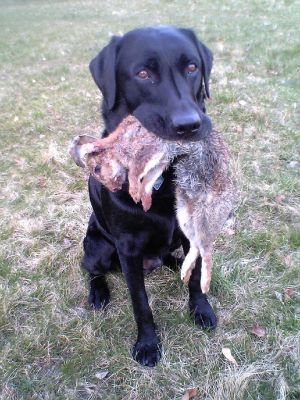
[82,26,217,367]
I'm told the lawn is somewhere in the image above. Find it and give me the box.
[0,0,299,399]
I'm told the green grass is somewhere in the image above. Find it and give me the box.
[0,0,300,399]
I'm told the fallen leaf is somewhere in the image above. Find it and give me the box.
[275,194,285,203]
[250,325,266,337]
[283,288,294,300]
[222,347,238,366]
[287,161,299,169]
[181,387,198,400]
[275,291,284,303]
[95,371,108,380]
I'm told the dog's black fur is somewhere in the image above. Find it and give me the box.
[82,26,217,367]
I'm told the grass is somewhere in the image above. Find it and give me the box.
[0,0,299,399]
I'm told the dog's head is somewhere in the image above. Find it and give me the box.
[89,26,213,141]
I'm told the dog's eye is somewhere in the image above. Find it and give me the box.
[186,63,198,74]
[137,70,150,80]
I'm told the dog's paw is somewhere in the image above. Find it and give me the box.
[190,299,217,330]
[88,286,110,311]
[132,337,162,367]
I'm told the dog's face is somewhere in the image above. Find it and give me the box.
[89,27,213,141]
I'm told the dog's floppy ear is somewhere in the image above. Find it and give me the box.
[180,29,213,98]
[89,36,121,111]
[196,39,213,98]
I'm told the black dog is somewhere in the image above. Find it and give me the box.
[82,26,217,367]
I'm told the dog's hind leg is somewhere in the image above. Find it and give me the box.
[82,213,116,310]
[88,274,110,310]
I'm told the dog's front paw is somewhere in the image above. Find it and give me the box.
[189,299,217,330]
[88,285,110,311]
[132,337,162,367]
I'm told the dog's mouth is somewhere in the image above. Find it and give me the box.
[133,109,212,142]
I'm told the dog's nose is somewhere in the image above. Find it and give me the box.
[171,112,201,135]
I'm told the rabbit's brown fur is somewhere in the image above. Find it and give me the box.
[70,115,235,292]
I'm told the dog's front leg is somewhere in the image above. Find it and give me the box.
[116,242,161,367]
[181,235,217,330]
